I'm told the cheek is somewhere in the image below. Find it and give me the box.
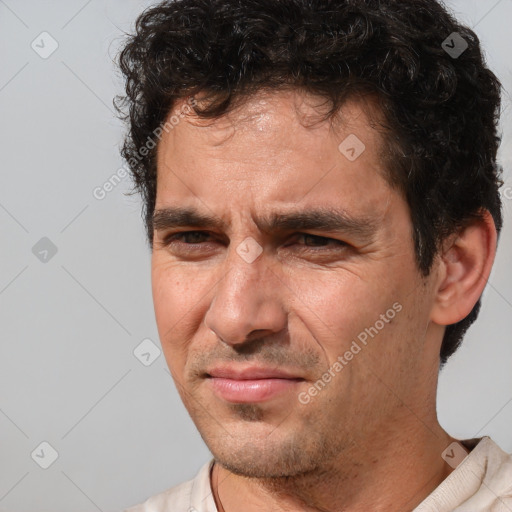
[152,266,182,330]
[151,260,209,369]
[286,268,398,361]
[152,256,207,317]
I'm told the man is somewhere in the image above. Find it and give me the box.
[117,0,512,510]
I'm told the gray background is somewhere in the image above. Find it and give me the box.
[0,1,511,511]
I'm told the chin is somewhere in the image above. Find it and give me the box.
[203,428,327,479]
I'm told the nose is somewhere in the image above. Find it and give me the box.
[203,251,287,347]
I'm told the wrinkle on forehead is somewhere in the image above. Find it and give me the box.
[171,88,380,132]
[157,89,398,225]
[166,90,391,184]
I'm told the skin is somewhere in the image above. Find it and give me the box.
[151,89,497,511]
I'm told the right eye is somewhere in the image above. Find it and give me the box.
[163,231,213,246]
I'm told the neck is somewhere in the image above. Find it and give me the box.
[212,421,457,512]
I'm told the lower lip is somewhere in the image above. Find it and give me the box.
[209,377,302,403]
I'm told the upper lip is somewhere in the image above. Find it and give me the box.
[206,365,303,380]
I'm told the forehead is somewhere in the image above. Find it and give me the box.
[160,89,386,159]
[155,89,396,222]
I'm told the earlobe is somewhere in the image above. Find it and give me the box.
[431,210,497,326]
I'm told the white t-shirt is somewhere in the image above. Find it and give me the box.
[125,436,512,512]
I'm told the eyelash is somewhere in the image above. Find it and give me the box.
[162,231,347,250]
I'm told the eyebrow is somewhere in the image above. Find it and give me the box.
[152,206,379,242]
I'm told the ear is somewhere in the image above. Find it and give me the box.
[430,210,497,326]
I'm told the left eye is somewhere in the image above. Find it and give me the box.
[292,233,347,248]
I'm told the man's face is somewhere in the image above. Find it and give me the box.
[151,90,441,478]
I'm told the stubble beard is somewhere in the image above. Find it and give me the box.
[199,402,348,481]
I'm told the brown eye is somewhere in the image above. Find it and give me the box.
[164,231,212,245]
[295,234,348,248]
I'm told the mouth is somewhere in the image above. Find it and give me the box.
[205,366,305,403]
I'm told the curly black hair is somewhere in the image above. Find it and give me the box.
[115,0,504,366]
